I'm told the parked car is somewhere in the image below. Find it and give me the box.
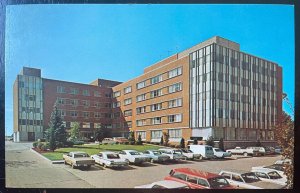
[246,147,265,156]
[63,151,95,169]
[164,168,236,189]
[134,180,190,189]
[274,159,292,165]
[226,147,257,156]
[264,146,275,155]
[142,150,170,163]
[219,170,285,189]
[91,151,129,168]
[179,149,202,160]
[113,137,129,144]
[274,146,282,154]
[187,145,214,159]
[102,138,116,145]
[252,164,285,177]
[213,148,232,158]
[118,150,150,164]
[158,148,187,161]
[251,168,287,186]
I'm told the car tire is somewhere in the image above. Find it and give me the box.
[103,164,107,168]
[150,159,154,163]
[72,164,75,169]
[86,165,91,169]
[64,159,67,165]
[243,152,248,156]
[199,155,203,160]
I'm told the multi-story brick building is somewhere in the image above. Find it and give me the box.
[13,36,282,148]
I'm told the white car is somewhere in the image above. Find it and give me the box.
[226,147,255,156]
[179,149,202,160]
[213,148,232,158]
[219,170,285,189]
[274,159,292,165]
[134,180,190,189]
[91,151,129,168]
[158,148,187,161]
[101,138,116,145]
[118,150,150,164]
[251,168,287,186]
[252,164,285,177]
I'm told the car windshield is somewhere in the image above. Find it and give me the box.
[207,177,230,188]
[268,171,282,179]
[181,149,192,153]
[265,165,284,171]
[129,151,141,155]
[106,154,120,159]
[205,147,213,151]
[214,148,222,152]
[241,173,260,183]
[152,151,162,155]
[173,150,183,154]
[74,153,89,158]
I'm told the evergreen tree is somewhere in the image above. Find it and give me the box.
[160,135,164,145]
[128,131,135,145]
[70,122,80,140]
[180,138,185,148]
[206,136,215,147]
[136,134,142,145]
[48,127,56,151]
[95,123,107,141]
[163,131,169,146]
[256,139,262,147]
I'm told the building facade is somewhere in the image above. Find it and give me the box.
[13,36,282,148]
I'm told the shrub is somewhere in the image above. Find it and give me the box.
[136,135,143,145]
[38,138,46,142]
[41,142,50,151]
[37,142,44,149]
[193,139,198,145]
[206,136,215,147]
[160,136,164,145]
[33,141,38,148]
[64,141,74,147]
[180,138,185,148]
[219,138,225,151]
[175,144,181,148]
[124,142,129,145]
[56,142,64,148]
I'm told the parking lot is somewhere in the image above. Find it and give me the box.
[6,141,282,188]
[56,154,281,188]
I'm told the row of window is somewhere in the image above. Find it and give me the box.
[20,107,41,113]
[217,109,276,121]
[136,114,182,126]
[136,98,182,115]
[136,128,182,140]
[113,67,183,98]
[58,110,113,118]
[18,119,43,126]
[56,86,112,97]
[57,98,111,108]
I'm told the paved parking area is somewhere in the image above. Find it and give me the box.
[6,141,282,188]
[55,154,281,188]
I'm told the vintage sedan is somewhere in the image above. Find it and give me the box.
[142,150,170,163]
[219,170,285,189]
[91,151,129,168]
[164,168,236,189]
[159,148,187,161]
[251,168,287,186]
[134,180,190,189]
[179,149,201,160]
[118,150,150,164]
[274,159,292,165]
[213,148,232,158]
[63,151,95,169]
[252,164,285,177]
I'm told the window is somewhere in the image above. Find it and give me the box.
[105,93,112,98]
[218,108,223,118]
[124,98,132,105]
[151,130,162,139]
[136,106,146,114]
[94,102,101,108]
[112,102,120,108]
[168,98,182,108]
[150,89,162,98]
[168,67,182,78]
[82,122,90,128]
[58,110,66,117]
[94,91,101,97]
[168,83,182,93]
[124,86,132,94]
[114,112,120,118]
[124,110,132,116]
[57,86,66,93]
[168,129,182,138]
[105,113,112,118]
[82,100,90,107]
[125,121,132,128]
[187,176,198,184]
[136,119,146,126]
[105,103,111,108]
[70,88,79,95]
[136,131,146,140]
[83,112,90,118]
[70,99,78,106]
[70,111,78,117]
[19,81,25,88]
[232,174,243,182]
[152,117,162,124]
[57,98,65,104]
[82,89,90,96]
[150,75,163,85]
[168,114,182,123]
[94,112,101,118]
[136,81,146,89]
[255,172,268,179]
[136,94,146,102]
[151,103,162,111]
[198,178,209,187]
[113,91,121,98]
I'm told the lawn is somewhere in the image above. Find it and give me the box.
[41,144,162,161]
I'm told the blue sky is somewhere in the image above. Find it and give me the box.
[5,4,294,136]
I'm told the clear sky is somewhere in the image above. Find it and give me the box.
[5,4,294,136]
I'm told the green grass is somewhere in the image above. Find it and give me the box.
[41,144,162,161]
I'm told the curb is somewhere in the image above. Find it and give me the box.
[30,148,64,164]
